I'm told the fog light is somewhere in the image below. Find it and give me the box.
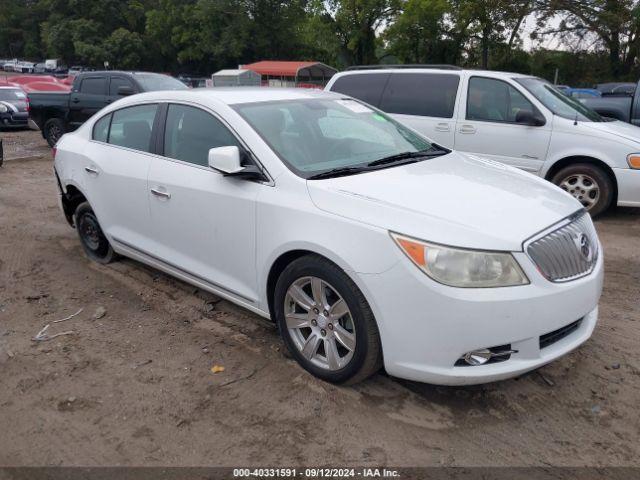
[457,345,518,366]
[463,349,493,366]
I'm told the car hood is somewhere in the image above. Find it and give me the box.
[306,152,581,251]
[581,120,640,146]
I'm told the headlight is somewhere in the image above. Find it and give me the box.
[0,104,7,113]
[391,233,529,288]
[627,153,640,169]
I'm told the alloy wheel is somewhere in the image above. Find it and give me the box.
[284,276,356,371]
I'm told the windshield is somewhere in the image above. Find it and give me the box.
[135,73,188,91]
[234,98,434,177]
[0,89,26,101]
[516,77,604,122]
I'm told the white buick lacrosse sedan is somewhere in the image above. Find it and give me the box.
[53,88,603,385]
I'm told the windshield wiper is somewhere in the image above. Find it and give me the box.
[367,147,448,167]
[307,166,369,180]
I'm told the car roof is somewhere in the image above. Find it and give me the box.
[123,87,343,106]
[334,67,532,80]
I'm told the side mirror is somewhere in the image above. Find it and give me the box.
[208,146,265,180]
[117,86,135,96]
[515,109,545,126]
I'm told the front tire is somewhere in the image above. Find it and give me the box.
[74,202,116,264]
[43,118,66,147]
[274,255,382,384]
[551,163,613,217]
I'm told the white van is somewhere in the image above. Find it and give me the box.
[326,66,640,216]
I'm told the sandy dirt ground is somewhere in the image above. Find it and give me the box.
[0,130,639,467]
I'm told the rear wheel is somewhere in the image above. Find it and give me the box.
[43,118,66,147]
[551,163,613,217]
[74,202,116,264]
[274,255,382,384]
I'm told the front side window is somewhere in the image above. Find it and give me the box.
[135,73,188,91]
[108,104,157,152]
[329,73,390,107]
[380,73,460,118]
[516,77,604,122]
[163,104,239,166]
[80,77,106,95]
[234,98,433,177]
[92,113,111,142]
[109,77,134,96]
[467,77,536,123]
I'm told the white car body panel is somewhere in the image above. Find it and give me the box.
[325,69,640,206]
[54,88,604,385]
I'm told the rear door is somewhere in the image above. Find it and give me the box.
[69,76,109,126]
[454,76,552,173]
[378,72,461,147]
[146,103,261,302]
[82,103,159,248]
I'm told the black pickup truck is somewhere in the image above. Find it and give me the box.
[29,71,187,146]
[581,80,640,126]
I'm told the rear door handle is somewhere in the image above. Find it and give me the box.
[150,187,171,199]
[71,98,80,104]
[458,124,477,134]
[84,166,99,175]
[435,122,450,132]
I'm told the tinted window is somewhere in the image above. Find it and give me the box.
[379,73,460,118]
[329,73,389,107]
[93,113,111,142]
[110,77,134,96]
[80,77,106,95]
[467,77,535,123]
[164,104,239,166]
[108,104,157,152]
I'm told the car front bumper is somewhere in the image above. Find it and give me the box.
[359,246,604,385]
[615,167,640,207]
[0,111,28,127]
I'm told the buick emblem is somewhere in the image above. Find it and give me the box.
[574,233,592,262]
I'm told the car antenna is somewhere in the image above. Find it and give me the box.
[574,111,578,126]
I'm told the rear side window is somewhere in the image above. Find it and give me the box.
[80,77,106,95]
[163,104,239,166]
[379,73,460,118]
[108,104,158,152]
[92,114,111,142]
[329,73,389,107]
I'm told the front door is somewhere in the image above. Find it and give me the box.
[146,103,261,302]
[454,76,552,174]
[68,76,109,127]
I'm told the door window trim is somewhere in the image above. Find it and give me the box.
[465,75,544,126]
[154,100,273,184]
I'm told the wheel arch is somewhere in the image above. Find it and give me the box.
[61,183,88,227]
[544,155,618,204]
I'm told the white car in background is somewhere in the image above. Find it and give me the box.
[53,88,603,385]
[326,66,640,216]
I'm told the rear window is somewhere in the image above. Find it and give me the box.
[329,73,389,107]
[379,73,460,118]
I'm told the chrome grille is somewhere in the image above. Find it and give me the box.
[527,212,599,282]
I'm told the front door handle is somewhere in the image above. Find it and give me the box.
[150,187,171,199]
[435,122,450,132]
[84,166,99,175]
[458,124,477,134]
